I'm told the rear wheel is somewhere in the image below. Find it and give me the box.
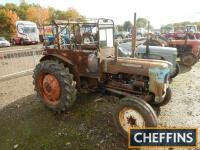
[180,53,198,66]
[33,60,77,112]
[113,97,157,138]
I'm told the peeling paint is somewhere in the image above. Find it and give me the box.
[149,67,170,83]
[149,67,170,102]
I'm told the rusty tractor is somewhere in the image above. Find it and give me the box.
[33,18,173,138]
[146,33,200,66]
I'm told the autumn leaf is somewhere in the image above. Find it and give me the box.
[27,6,50,25]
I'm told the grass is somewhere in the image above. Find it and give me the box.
[0,93,126,150]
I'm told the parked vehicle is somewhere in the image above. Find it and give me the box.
[114,31,130,40]
[168,39,200,66]
[137,27,148,38]
[118,42,179,78]
[163,25,200,40]
[146,35,200,66]
[33,18,173,138]
[38,26,52,42]
[0,37,11,47]
[39,25,69,44]
[137,45,179,78]
[12,21,39,45]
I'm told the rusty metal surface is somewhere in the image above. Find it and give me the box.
[102,57,170,76]
[38,72,61,105]
[119,107,145,132]
[45,49,97,77]
[40,18,172,103]
[42,74,61,103]
[169,40,200,57]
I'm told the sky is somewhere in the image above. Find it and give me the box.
[1,0,200,28]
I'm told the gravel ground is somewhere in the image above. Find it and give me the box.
[0,45,199,149]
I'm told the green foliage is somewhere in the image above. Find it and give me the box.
[48,7,55,21]
[4,3,18,11]
[53,8,82,20]
[116,25,123,32]
[17,1,30,20]
[0,9,19,39]
[136,18,148,29]
[65,8,81,19]
[0,9,8,37]
[161,24,174,33]
[123,21,132,31]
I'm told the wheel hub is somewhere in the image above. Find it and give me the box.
[127,116,137,125]
[40,74,61,104]
[119,107,145,132]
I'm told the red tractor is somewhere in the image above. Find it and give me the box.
[146,34,200,66]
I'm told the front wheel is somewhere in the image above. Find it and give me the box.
[33,60,77,112]
[170,63,180,78]
[113,97,158,138]
[150,87,172,107]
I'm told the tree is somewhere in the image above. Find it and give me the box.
[5,3,18,12]
[65,8,81,19]
[173,21,190,31]
[116,25,123,32]
[17,1,30,20]
[0,9,19,39]
[54,10,67,20]
[0,2,84,38]
[123,21,132,32]
[0,9,8,33]
[7,10,19,33]
[27,6,50,25]
[48,7,55,21]
[54,8,82,20]
[136,18,148,29]
[161,24,174,33]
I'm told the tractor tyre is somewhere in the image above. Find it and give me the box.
[180,53,198,66]
[170,63,180,78]
[113,97,158,138]
[150,87,172,107]
[33,60,77,113]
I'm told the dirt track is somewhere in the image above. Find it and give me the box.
[0,50,200,149]
[0,44,42,51]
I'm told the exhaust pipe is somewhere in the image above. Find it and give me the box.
[114,41,119,62]
[131,13,137,58]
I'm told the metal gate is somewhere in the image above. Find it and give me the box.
[0,47,43,82]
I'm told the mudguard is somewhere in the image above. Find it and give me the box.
[149,67,170,102]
